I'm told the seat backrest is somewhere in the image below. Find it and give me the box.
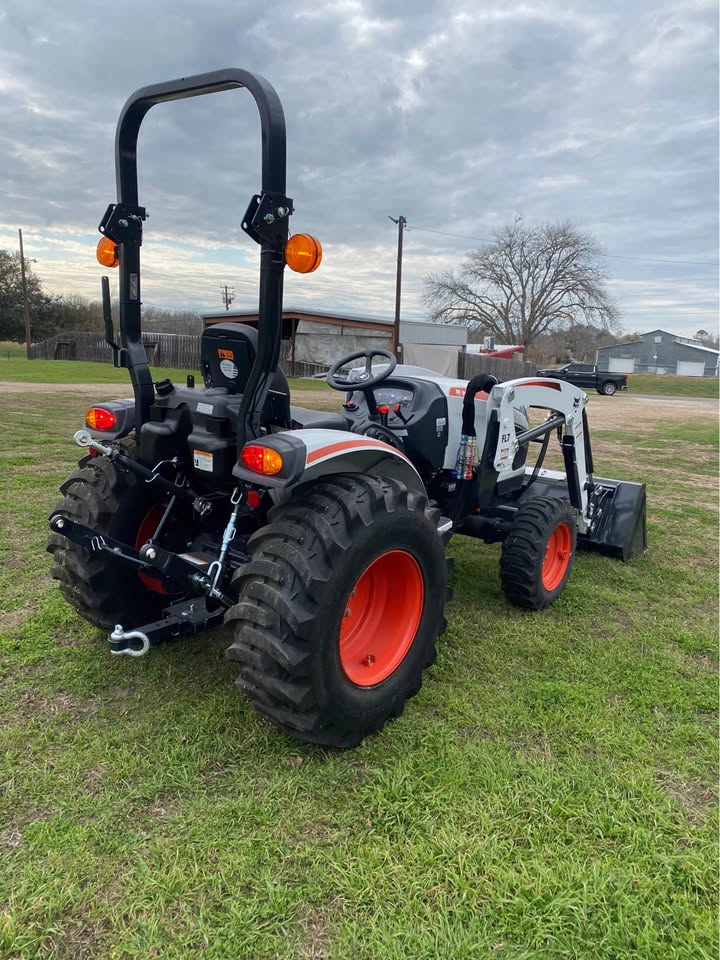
[200,322,290,425]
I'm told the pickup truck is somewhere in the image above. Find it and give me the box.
[535,362,628,396]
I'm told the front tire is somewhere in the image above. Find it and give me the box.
[500,497,577,610]
[225,475,449,748]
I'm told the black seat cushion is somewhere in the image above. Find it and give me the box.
[290,406,349,431]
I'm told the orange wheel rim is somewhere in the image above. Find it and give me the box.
[542,522,572,591]
[339,549,424,686]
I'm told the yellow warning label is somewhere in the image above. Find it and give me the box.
[218,349,234,360]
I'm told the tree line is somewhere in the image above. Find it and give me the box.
[0,249,201,343]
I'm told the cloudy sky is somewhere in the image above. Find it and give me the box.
[0,0,717,337]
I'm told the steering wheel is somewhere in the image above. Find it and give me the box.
[326,348,397,392]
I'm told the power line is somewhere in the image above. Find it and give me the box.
[604,253,719,267]
[406,223,719,269]
[408,225,494,244]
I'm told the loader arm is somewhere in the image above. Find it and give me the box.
[484,378,592,529]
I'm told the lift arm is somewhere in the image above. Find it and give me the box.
[484,377,592,528]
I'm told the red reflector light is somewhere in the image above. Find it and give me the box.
[246,490,261,509]
[86,407,117,431]
[240,445,283,475]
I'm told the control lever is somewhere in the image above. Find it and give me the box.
[393,403,412,425]
[377,404,390,428]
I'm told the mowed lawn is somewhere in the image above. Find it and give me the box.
[0,377,717,959]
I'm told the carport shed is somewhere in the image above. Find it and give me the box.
[201,306,467,376]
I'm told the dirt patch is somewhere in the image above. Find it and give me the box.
[0,381,128,395]
[300,915,333,960]
[0,808,53,850]
[0,605,33,634]
[0,824,22,849]
[672,650,719,674]
[660,777,715,822]
[41,919,110,960]
[528,394,718,434]
[15,688,96,719]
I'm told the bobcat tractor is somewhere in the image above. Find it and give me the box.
[48,69,647,748]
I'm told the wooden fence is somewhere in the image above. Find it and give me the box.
[30,332,537,383]
[29,332,331,379]
[458,351,536,382]
[29,331,202,369]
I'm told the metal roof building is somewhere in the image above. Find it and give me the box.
[596,329,719,377]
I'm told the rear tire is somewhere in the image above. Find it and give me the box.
[601,381,617,396]
[500,497,577,610]
[225,475,449,748]
[47,438,181,631]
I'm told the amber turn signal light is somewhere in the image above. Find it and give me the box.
[240,445,283,475]
[285,234,322,273]
[96,236,119,268]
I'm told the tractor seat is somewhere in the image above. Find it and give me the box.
[290,406,349,431]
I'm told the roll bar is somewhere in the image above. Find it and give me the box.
[102,68,293,447]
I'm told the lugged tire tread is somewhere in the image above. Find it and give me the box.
[499,496,576,610]
[225,474,449,747]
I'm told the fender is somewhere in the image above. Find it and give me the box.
[233,428,427,495]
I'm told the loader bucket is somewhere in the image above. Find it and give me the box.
[520,470,647,561]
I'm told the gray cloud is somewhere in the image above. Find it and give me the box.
[0,0,716,335]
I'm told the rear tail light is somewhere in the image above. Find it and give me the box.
[86,407,117,431]
[240,445,283,475]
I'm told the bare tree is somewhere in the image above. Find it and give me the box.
[526,322,621,365]
[695,329,719,350]
[424,221,619,347]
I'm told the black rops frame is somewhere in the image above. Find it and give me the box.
[99,68,293,450]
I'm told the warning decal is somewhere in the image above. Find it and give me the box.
[193,450,214,473]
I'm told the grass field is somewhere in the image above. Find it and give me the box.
[0,350,328,394]
[628,374,718,398]
[2,344,719,398]
[0,385,718,959]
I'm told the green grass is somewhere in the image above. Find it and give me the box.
[628,373,718,398]
[0,391,717,959]
[0,341,27,360]
[0,350,330,395]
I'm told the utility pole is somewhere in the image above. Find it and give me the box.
[388,215,406,359]
[18,229,32,359]
[221,284,235,311]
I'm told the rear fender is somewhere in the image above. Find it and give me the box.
[233,428,427,495]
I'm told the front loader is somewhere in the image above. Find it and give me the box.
[48,68,647,748]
